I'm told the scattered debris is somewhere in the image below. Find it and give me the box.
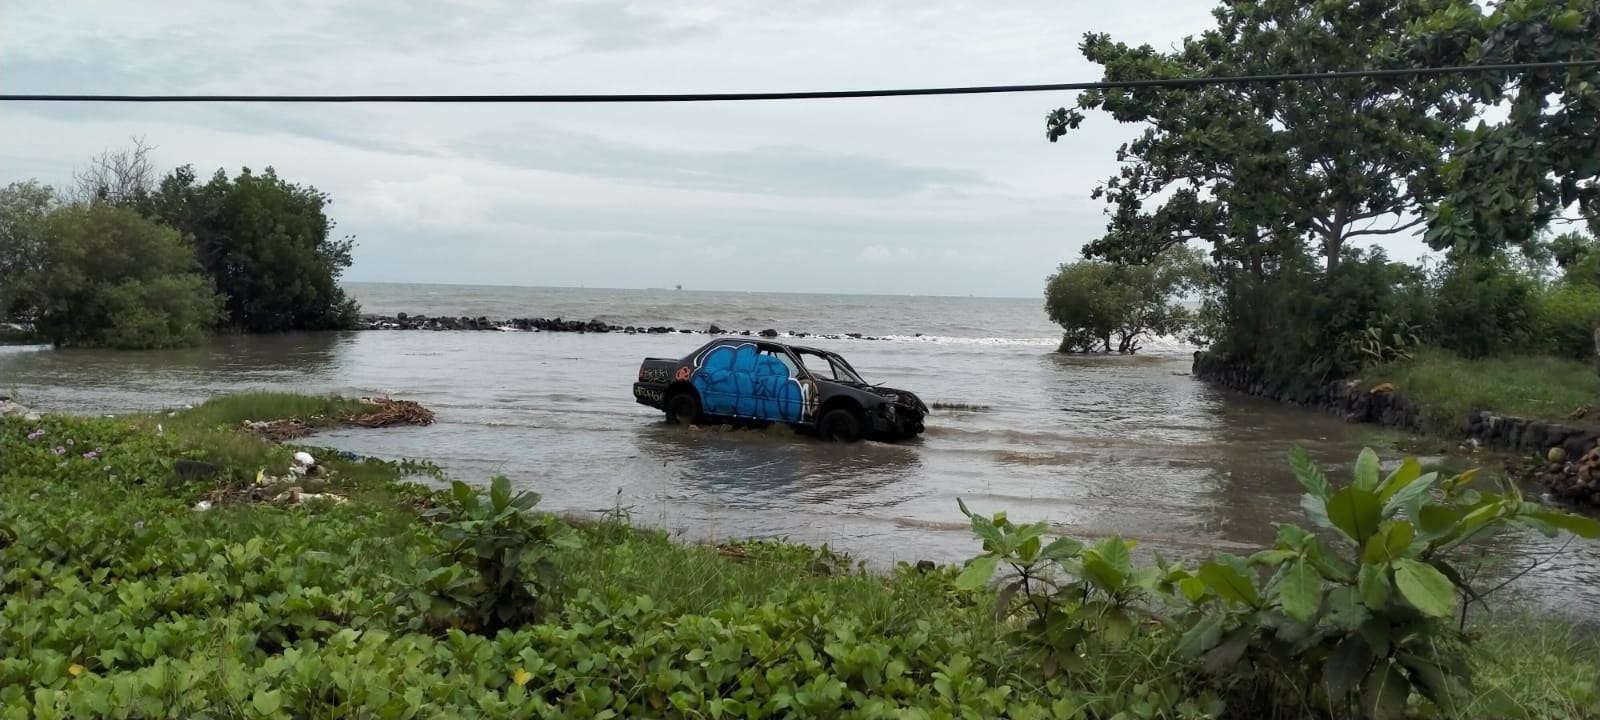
[192,500,213,512]
[272,486,348,505]
[238,397,435,443]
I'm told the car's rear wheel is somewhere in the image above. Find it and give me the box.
[664,391,701,426]
[818,407,863,443]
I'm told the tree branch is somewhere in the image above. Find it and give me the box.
[1342,215,1427,240]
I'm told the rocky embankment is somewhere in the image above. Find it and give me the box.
[1190,353,1600,509]
[359,314,888,341]
[1,396,40,421]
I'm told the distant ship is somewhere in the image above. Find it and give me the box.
[676,284,682,291]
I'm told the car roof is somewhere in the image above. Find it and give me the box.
[719,337,835,357]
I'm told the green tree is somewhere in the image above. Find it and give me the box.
[145,165,360,333]
[1044,244,1207,353]
[1048,0,1477,273]
[0,180,57,323]
[3,202,224,349]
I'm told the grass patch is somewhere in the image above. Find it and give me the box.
[1369,347,1599,434]
[3,401,1597,718]
[168,391,372,430]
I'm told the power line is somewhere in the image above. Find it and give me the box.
[3,60,1598,104]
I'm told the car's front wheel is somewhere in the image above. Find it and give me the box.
[818,407,863,443]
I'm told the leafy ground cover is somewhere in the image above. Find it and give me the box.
[1368,348,1599,435]
[3,396,1598,718]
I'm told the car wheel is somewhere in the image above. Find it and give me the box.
[665,391,701,426]
[818,407,863,443]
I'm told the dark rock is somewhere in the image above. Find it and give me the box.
[397,312,408,321]
[708,324,724,335]
[759,329,778,338]
[174,459,224,482]
[915,560,936,574]
[847,333,862,339]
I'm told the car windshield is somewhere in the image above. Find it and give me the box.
[797,349,866,384]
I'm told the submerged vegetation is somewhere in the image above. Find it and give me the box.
[4,395,1598,718]
[0,139,360,350]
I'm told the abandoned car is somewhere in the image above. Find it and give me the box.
[632,338,929,443]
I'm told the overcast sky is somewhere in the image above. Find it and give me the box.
[1,0,1437,298]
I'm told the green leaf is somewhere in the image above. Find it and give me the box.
[1524,511,1600,539]
[1278,559,1323,622]
[1393,559,1457,618]
[1552,9,1584,31]
[1377,457,1421,504]
[1322,635,1372,699]
[1327,487,1382,544]
[1201,626,1252,675]
[1361,521,1417,565]
[450,480,478,512]
[1300,493,1337,533]
[1358,563,1391,610]
[1289,446,1332,499]
[1361,661,1411,720]
[970,517,1006,554]
[1175,614,1224,659]
[1178,576,1208,604]
[1039,536,1084,562]
[490,475,511,512]
[1092,537,1134,574]
[1416,505,1458,537]
[1325,586,1370,631]
[1353,448,1381,492]
[955,555,998,592]
[1081,556,1126,594]
[1382,471,1440,519]
[1398,651,1460,715]
[1198,560,1259,607]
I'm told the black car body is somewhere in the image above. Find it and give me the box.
[632,338,928,442]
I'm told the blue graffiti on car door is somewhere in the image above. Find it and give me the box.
[691,343,804,422]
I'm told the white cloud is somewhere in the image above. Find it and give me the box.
[0,0,1433,297]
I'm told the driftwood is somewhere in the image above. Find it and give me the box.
[241,397,435,442]
[340,397,435,428]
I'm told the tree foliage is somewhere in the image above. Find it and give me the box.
[1405,0,1600,255]
[0,180,57,323]
[1044,244,1207,353]
[1,203,224,349]
[144,165,360,333]
[1049,0,1477,273]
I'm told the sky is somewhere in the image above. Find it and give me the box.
[1,0,1439,298]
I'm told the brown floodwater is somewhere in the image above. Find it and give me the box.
[3,284,1595,620]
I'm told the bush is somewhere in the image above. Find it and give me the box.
[1535,282,1600,360]
[144,164,361,333]
[1045,244,1206,353]
[1203,246,1430,393]
[0,202,224,349]
[1428,252,1541,359]
[957,446,1600,719]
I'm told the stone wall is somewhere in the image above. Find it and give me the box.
[1190,352,1600,459]
[1189,353,1421,430]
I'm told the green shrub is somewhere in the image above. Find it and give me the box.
[955,446,1600,719]
[1428,253,1541,359]
[1536,282,1600,360]
[1204,246,1432,392]
[0,202,225,349]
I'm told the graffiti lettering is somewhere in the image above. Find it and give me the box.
[675,366,692,382]
[690,342,806,422]
[634,386,665,402]
[640,367,671,383]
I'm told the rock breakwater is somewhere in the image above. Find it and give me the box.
[359,314,887,341]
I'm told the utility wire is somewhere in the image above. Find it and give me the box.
[3,60,1598,104]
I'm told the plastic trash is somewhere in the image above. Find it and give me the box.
[192,500,213,512]
[293,451,316,466]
